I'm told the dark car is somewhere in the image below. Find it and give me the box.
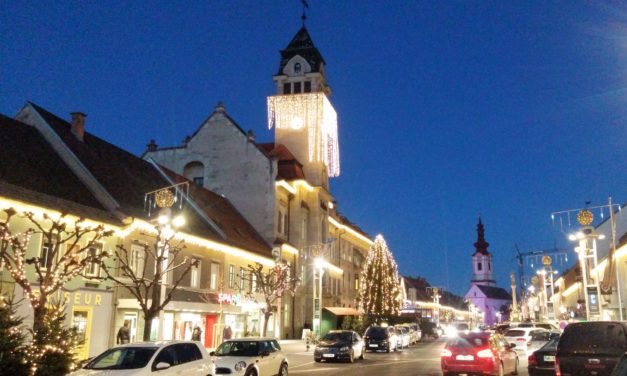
[363,326,398,353]
[441,332,519,376]
[556,321,627,376]
[611,352,627,376]
[528,336,559,376]
[314,330,365,363]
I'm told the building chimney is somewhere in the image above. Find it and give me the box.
[215,101,225,113]
[70,112,87,141]
[147,139,158,152]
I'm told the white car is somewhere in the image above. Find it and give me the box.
[212,338,288,376]
[394,326,410,348]
[504,327,549,353]
[71,341,214,376]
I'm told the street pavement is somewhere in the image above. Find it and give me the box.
[280,338,530,376]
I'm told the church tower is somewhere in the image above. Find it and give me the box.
[267,26,339,189]
[471,218,496,287]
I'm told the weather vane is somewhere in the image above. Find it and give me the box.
[301,0,309,26]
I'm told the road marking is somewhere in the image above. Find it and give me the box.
[289,361,315,369]
[291,367,339,373]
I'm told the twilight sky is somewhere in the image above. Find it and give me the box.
[2,1,627,296]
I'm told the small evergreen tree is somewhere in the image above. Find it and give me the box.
[28,302,79,376]
[357,235,402,322]
[0,296,28,376]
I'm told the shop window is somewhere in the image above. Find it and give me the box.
[190,258,201,288]
[84,243,102,277]
[228,265,236,289]
[210,262,220,290]
[239,267,246,291]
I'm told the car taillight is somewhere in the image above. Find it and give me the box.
[441,348,453,357]
[555,356,561,376]
[528,353,537,366]
[477,349,493,358]
[516,338,526,342]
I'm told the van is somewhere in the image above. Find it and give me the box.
[556,321,627,376]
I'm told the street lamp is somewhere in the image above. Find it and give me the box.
[313,257,325,335]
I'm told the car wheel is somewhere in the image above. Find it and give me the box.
[244,368,258,376]
[348,349,354,363]
[279,362,288,376]
[512,357,519,375]
[314,357,321,362]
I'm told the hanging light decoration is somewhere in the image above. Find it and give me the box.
[267,93,340,177]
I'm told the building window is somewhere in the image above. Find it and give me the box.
[183,161,204,186]
[478,262,482,271]
[283,83,291,94]
[190,258,201,288]
[488,262,491,271]
[129,244,145,277]
[251,273,257,292]
[228,265,236,289]
[40,240,55,269]
[294,62,302,74]
[210,262,220,290]
[84,244,102,277]
[294,82,302,94]
[239,267,246,291]
[355,276,359,290]
[304,81,311,92]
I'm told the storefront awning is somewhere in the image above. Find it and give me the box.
[323,307,360,316]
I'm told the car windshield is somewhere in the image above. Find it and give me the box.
[366,327,387,338]
[323,332,352,342]
[540,337,559,351]
[85,347,157,370]
[531,332,550,341]
[447,336,488,349]
[505,330,526,337]
[559,323,627,354]
[215,341,260,357]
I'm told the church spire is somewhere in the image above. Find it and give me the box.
[473,216,490,255]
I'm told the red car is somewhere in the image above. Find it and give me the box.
[441,332,519,376]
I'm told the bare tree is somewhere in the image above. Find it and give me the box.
[0,208,113,335]
[245,262,297,337]
[100,222,198,340]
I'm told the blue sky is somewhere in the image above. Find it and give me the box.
[2,1,627,296]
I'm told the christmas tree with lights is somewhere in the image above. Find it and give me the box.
[357,235,402,322]
[0,297,28,376]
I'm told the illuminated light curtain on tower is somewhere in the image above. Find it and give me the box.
[267,93,340,177]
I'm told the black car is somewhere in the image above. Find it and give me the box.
[556,321,627,376]
[611,352,627,376]
[314,330,365,363]
[363,326,398,352]
[528,336,559,376]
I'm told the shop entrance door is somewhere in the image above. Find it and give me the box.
[123,313,138,343]
[72,306,93,360]
[205,314,217,348]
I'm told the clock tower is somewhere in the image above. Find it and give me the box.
[267,27,339,189]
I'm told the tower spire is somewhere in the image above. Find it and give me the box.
[474,217,490,255]
[301,0,309,26]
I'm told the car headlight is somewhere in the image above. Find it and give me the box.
[234,361,246,371]
[340,346,349,352]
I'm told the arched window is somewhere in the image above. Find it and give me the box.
[184,161,204,186]
[294,62,302,74]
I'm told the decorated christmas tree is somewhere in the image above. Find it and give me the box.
[357,235,402,322]
[0,297,28,376]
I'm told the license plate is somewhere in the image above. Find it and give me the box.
[456,355,474,361]
[323,354,335,358]
[369,344,378,347]
[543,355,555,362]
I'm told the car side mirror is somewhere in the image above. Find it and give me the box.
[209,351,215,356]
[155,362,171,370]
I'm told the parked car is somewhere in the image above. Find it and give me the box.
[528,336,559,376]
[395,326,411,348]
[212,338,288,376]
[441,332,519,376]
[518,321,561,332]
[314,330,365,363]
[409,323,422,343]
[611,352,627,376]
[420,321,440,339]
[363,325,399,352]
[71,341,214,376]
[556,321,627,376]
[527,331,560,355]
[504,327,548,354]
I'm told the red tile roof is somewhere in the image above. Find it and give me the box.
[259,142,305,180]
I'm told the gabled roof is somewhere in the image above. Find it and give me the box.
[0,114,119,224]
[476,285,512,301]
[278,26,326,74]
[24,104,272,258]
[259,142,305,180]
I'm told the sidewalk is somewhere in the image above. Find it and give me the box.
[279,339,314,355]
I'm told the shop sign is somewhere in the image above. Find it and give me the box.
[31,289,103,306]
[218,293,241,305]
[587,287,599,314]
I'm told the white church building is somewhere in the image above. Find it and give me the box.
[464,218,512,325]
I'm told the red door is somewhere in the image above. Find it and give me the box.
[205,315,218,348]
